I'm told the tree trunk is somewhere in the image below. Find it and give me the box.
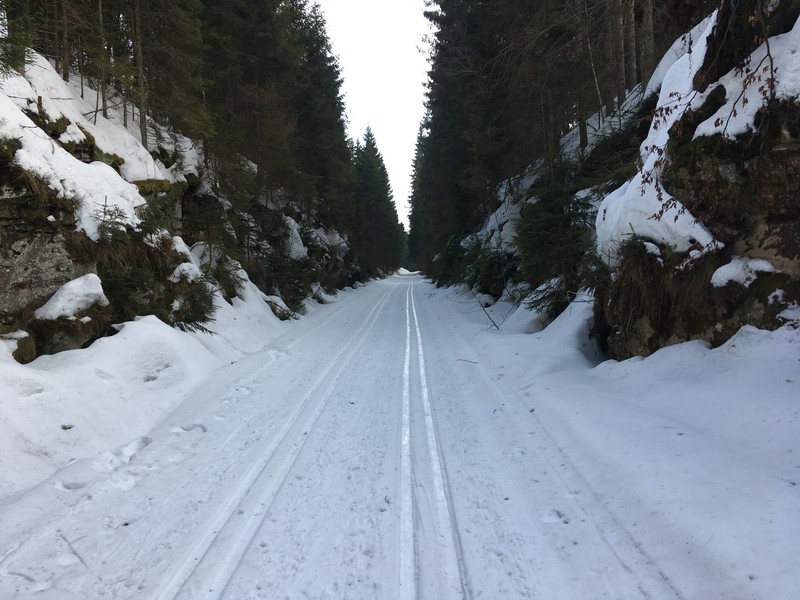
[78,39,84,97]
[637,0,656,87]
[578,115,589,154]
[61,0,69,81]
[5,0,31,72]
[693,0,760,92]
[98,0,108,118]
[624,0,637,90]
[132,0,148,146]
[576,0,606,120]
[611,0,627,107]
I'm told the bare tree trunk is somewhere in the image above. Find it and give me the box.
[578,108,589,154]
[78,40,84,97]
[623,0,637,90]
[94,73,100,124]
[61,0,69,81]
[637,0,656,86]
[98,0,108,118]
[132,0,148,146]
[574,0,606,119]
[611,0,627,107]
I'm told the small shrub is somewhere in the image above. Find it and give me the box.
[167,274,216,333]
[0,135,22,164]
[94,201,129,244]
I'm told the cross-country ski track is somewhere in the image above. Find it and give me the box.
[1,274,798,599]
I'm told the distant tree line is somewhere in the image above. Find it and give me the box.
[408,0,717,274]
[0,0,405,277]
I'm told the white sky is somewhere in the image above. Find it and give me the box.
[314,0,431,229]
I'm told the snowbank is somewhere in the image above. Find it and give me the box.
[0,266,286,499]
[426,282,800,598]
[0,316,220,497]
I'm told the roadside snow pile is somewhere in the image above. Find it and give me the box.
[33,274,109,320]
[0,316,219,498]
[0,265,286,499]
[434,283,800,598]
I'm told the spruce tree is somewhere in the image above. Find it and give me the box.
[353,128,405,275]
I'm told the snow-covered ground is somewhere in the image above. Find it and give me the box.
[0,275,798,599]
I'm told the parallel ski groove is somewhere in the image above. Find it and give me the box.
[398,285,417,599]
[410,288,472,600]
[154,283,401,600]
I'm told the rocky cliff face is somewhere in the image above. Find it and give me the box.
[593,8,800,359]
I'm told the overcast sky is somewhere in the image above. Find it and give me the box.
[314,0,431,229]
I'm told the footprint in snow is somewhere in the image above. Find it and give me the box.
[91,437,152,473]
[541,509,570,525]
[55,480,85,491]
[56,553,80,567]
[108,472,139,491]
[169,423,207,434]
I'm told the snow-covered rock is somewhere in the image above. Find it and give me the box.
[711,256,779,288]
[34,274,109,320]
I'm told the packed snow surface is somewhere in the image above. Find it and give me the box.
[0,276,798,599]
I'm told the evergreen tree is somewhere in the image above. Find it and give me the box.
[353,128,405,274]
[291,0,355,228]
[410,0,719,280]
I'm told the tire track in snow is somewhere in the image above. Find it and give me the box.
[410,286,472,600]
[154,282,402,600]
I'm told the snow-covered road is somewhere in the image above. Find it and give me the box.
[1,275,798,599]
